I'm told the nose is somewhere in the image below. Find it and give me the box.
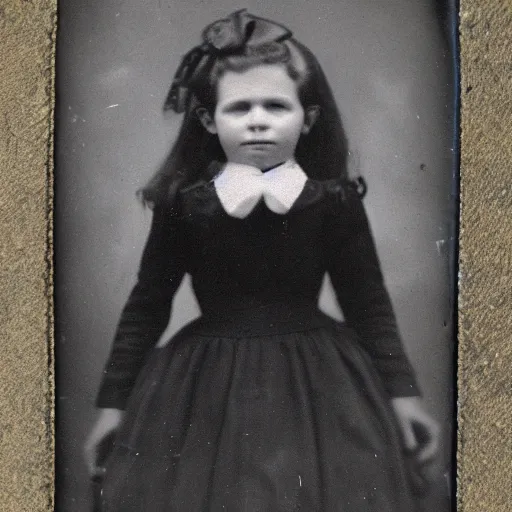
[247,106,269,131]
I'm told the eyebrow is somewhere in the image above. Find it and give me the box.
[221,97,294,108]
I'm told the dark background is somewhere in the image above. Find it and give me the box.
[55,1,456,509]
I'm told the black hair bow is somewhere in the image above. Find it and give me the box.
[164,9,293,113]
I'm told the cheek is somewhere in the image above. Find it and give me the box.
[282,114,305,140]
[218,116,243,133]
[214,118,235,139]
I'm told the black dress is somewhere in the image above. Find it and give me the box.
[96,170,421,511]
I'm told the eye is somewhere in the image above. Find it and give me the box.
[265,101,288,111]
[224,101,250,113]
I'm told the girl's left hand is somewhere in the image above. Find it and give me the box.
[390,396,441,466]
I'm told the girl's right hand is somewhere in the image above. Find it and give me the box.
[84,408,125,478]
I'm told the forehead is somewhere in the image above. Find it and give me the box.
[216,64,299,102]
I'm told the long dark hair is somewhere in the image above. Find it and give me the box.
[140,38,349,207]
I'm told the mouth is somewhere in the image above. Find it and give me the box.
[241,140,276,146]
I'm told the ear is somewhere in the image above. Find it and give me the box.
[301,105,320,135]
[196,107,217,134]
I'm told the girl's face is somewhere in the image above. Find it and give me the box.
[199,64,318,169]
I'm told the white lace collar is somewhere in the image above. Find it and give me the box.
[213,160,308,218]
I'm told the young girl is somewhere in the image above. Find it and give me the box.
[85,9,440,511]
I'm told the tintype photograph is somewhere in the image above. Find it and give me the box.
[55,1,458,511]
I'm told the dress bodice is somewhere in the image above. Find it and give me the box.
[178,177,344,315]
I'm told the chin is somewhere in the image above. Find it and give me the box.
[246,155,282,170]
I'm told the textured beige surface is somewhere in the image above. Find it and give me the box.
[0,1,55,510]
[0,0,511,510]
[458,1,512,511]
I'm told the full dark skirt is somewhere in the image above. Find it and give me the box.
[101,318,416,511]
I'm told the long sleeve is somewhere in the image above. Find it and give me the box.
[95,204,187,409]
[323,184,421,397]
